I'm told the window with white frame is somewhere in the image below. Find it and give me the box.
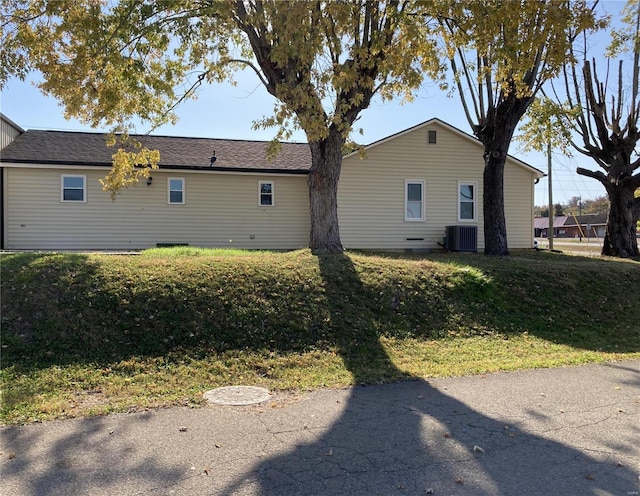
[259,181,274,206]
[405,180,425,221]
[168,177,185,204]
[61,175,86,202]
[458,181,477,221]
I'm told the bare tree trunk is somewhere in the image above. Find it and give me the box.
[476,105,530,256]
[307,130,344,254]
[483,151,509,256]
[602,184,639,257]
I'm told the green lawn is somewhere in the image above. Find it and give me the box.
[1,248,639,424]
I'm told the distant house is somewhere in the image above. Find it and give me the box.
[534,216,568,238]
[563,214,608,238]
[0,116,543,251]
[534,214,608,239]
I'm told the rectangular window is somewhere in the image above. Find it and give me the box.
[405,180,425,221]
[458,181,477,221]
[259,181,274,206]
[168,178,185,204]
[61,175,86,202]
[428,130,437,144]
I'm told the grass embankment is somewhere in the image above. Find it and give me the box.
[1,249,639,424]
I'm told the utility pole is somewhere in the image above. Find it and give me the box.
[547,124,554,250]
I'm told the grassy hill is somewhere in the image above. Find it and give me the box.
[1,248,639,424]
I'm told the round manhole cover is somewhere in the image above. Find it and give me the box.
[203,386,271,406]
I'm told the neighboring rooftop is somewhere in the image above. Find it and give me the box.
[534,213,608,230]
[0,130,311,173]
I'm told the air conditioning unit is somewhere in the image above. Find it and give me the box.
[446,225,477,253]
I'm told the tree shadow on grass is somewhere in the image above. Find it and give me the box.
[215,253,639,495]
[1,253,638,495]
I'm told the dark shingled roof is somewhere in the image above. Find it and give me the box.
[0,130,311,174]
[563,214,608,226]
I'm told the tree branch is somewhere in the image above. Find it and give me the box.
[576,166,608,185]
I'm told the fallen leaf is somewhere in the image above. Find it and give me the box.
[203,466,212,475]
[443,433,451,438]
[326,448,333,456]
[455,477,464,485]
[585,474,595,480]
[473,445,485,453]
[179,426,187,432]
[425,489,434,494]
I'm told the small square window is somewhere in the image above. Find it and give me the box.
[168,178,185,204]
[61,175,86,202]
[259,181,274,206]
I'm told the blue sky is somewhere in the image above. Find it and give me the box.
[1,2,628,206]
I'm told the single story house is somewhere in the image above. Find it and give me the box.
[1,114,544,251]
[534,214,608,239]
[563,214,608,238]
[534,216,569,238]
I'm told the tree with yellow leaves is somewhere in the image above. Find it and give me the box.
[428,0,603,256]
[1,0,440,254]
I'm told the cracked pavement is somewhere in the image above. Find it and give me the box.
[1,360,639,495]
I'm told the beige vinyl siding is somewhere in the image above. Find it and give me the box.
[338,121,536,250]
[5,166,309,250]
[339,122,483,251]
[504,162,536,249]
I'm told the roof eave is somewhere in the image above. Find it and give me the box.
[0,158,310,174]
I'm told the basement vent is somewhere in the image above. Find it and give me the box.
[445,226,477,253]
[428,130,437,144]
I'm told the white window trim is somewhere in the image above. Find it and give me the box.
[168,177,185,204]
[61,174,87,203]
[404,179,425,222]
[258,180,275,207]
[457,181,478,222]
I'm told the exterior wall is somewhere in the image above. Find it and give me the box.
[504,160,536,249]
[338,121,537,251]
[4,166,310,250]
[1,116,22,149]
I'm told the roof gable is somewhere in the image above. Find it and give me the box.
[345,118,544,178]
